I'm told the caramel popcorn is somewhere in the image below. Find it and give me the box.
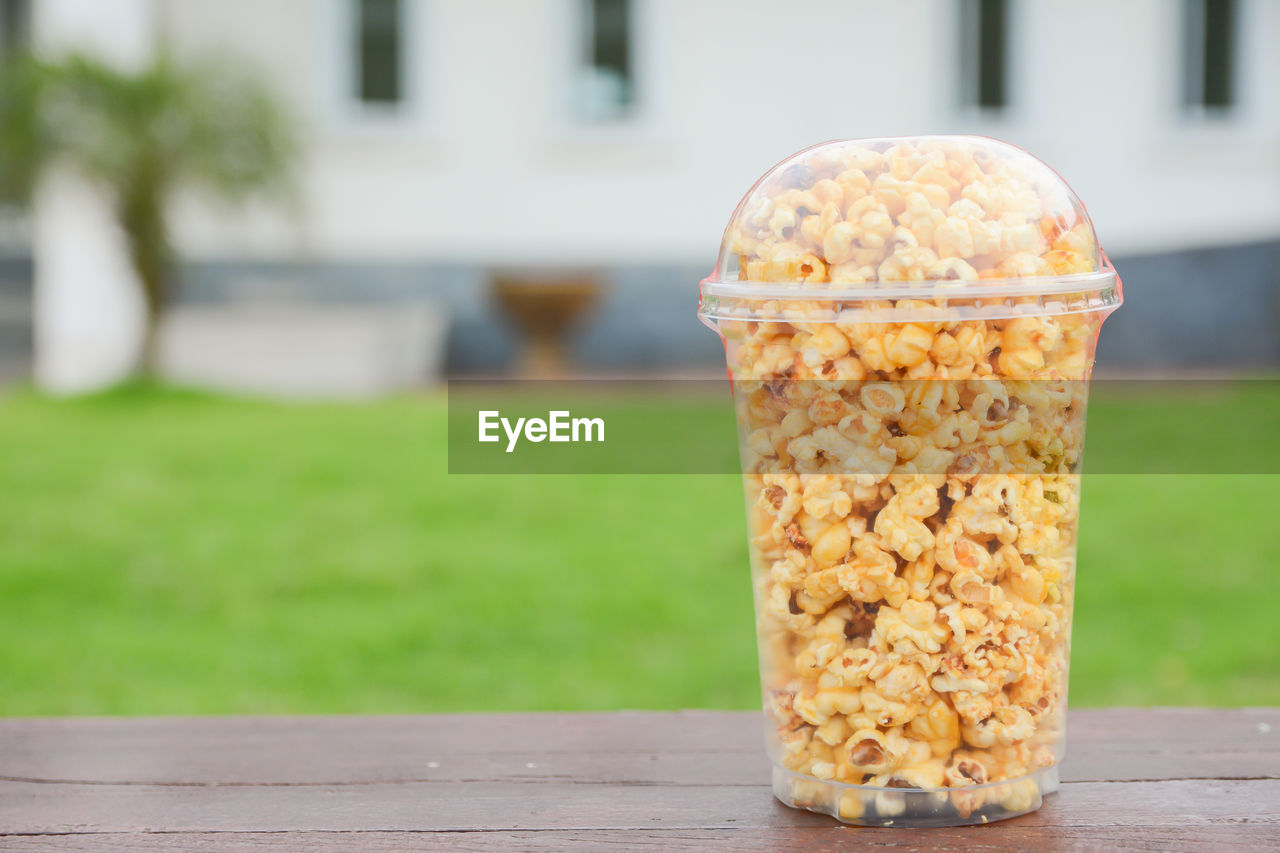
[703,137,1122,825]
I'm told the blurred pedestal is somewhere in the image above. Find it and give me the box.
[492,272,599,377]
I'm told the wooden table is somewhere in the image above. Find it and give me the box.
[1,709,1276,851]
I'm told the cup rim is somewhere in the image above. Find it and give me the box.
[699,267,1118,303]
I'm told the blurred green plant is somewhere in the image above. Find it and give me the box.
[0,50,298,373]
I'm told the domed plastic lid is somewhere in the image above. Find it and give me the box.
[708,136,1117,301]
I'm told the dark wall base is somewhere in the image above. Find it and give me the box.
[6,240,1277,380]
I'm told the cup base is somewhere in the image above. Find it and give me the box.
[772,763,1058,827]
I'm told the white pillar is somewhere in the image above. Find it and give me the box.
[31,0,155,393]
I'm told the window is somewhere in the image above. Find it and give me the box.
[1182,0,1237,111]
[354,0,403,106]
[574,0,634,122]
[330,0,421,127]
[959,0,1008,110]
[0,0,30,61]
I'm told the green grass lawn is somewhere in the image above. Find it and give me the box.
[0,383,1276,715]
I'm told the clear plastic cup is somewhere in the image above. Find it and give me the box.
[698,136,1122,827]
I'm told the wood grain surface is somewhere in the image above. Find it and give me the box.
[1,709,1276,851]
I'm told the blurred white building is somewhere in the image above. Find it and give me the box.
[2,0,1279,387]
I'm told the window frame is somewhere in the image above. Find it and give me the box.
[1181,0,1240,119]
[355,0,406,107]
[958,0,1010,112]
[557,0,664,137]
[573,0,636,123]
[948,0,1033,129]
[323,0,430,134]
[1157,0,1269,158]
